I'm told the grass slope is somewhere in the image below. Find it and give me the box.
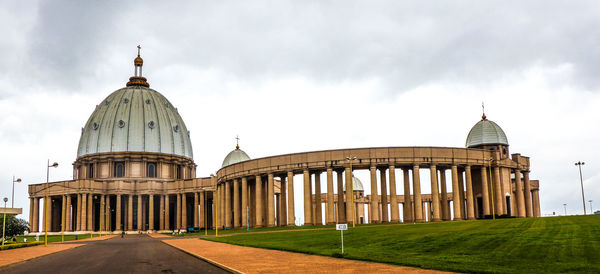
[207,215,600,273]
[16,233,105,244]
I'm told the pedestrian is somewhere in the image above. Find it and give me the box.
[121,230,125,238]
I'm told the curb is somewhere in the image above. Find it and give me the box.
[161,240,243,274]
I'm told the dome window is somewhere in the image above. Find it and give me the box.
[145,99,151,104]
[105,100,110,106]
[118,120,126,128]
[146,162,157,178]
[148,121,155,129]
[113,161,125,178]
[173,125,180,132]
[92,122,99,130]
[123,98,129,104]
[165,103,170,108]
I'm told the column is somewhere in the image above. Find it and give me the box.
[493,166,504,215]
[87,194,93,231]
[345,167,354,226]
[233,179,240,228]
[457,170,466,219]
[182,193,188,229]
[160,195,165,230]
[241,177,248,228]
[224,181,231,228]
[303,169,313,226]
[369,166,379,224]
[105,196,110,231]
[43,197,51,232]
[176,193,182,230]
[128,195,133,231]
[99,195,105,231]
[430,165,441,221]
[81,194,87,231]
[287,172,295,226]
[149,195,155,230]
[402,168,412,222]
[165,195,170,230]
[326,168,335,224]
[514,169,525,218]
[451,165,463,220]
[61,196,66,232]
[389,165,399,223]
[33,198,39,232]
[29,198,34,232]
[255,175,264,227]
[314,172,322,225]
[465,166,475,220]
[66,195,72,231]
[412,165,424,222]
[532,190,541,217]
[523,171,533,217]
[275,194,281,226]
[440,169,450,221]
[480,167,491,216]
[199,192,206,228]
[267,174,275,227]
[279,175,287,226]
[116,195,122,231]
[336,170,346,223]
[191,192,198,228]
[379,167,388,223]
[137,195,143,230]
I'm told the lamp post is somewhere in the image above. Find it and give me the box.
[45,160,59,246]
[563,203,567,216]
[12,177,21,208]
[2,197,7,246]
[488,158,496,220]
[575,161,586,215]
[345,157,357,228]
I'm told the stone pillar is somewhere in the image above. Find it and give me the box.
[465,166,475,220]
[105,196,110,231]
[389,165,399,223]
[379,167,388,223]
[402,168,412,222]
[532,190,541,217]
[182,193,188,229]
[369,166,379,224]
[523,171,533,217]
[233,179,240,228]
[439,169,450,221]
[225,181,231,228]
[81,194,87,231]
[279,175,287,226]
[412,165,424,222]
[275,194,281,226]
[515,169,526,218]
[326,168,334,224]
[158,195,164,231]
[116,195,122,231]
[303,169,313,226]
[137,195,143,230]
[176,193,182,230]
[99,195,105,232]
[255,175,264,227]
[32,198,39,232]
[429,165,441,221]
[336,170,346,223]
[61,196,66,232]
[149,195,155,231]
[43,197,51,232]
[165,195,170,230]
[127,195,133,231]
[88,194,94,231]
[287,171,295,226]
[66,195,72,231]
[314,172,322,225]
[451,165,463,220]
[457,170,466,219]
[241,177,248,228]
[480,167,491,216]
[29,198,34,232]
[76,194,82,231]
[493,166,504,215]
[199,192,206,228]
[267,174,275,227]
[191,192,198,228]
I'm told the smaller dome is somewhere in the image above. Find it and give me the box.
[466,115,509,148]
[134,56,143,66]
[222,147,251,167]
[343,176,364,191]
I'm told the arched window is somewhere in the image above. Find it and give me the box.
[147,162,157,178]
[176,165,183,179]
[88,164,94,179]
[114,161,125,177]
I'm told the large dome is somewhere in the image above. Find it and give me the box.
[77,86,193,159]
[344,176,364,191]
[222,146,251,167]
[465,115,509,148]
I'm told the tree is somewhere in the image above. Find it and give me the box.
[2,215,29,238]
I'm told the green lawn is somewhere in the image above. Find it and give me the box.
[166,224,335,237]
[207,215,600,273]
[16,233,108,244]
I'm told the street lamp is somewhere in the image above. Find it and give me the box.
[345,157,357,228]
[563,203,567,216]
[45,160,59,246]
[2,197,7,246]
[575,162,586,215]
[12,177,21,208]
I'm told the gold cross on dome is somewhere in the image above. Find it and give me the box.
[235,135,240,149]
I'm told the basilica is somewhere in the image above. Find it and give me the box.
[28,50,541,234]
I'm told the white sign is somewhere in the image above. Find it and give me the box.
[336,224,348,230]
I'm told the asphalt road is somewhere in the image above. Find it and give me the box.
[0,235,228,274]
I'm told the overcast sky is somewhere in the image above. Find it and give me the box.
[1,1,599,222]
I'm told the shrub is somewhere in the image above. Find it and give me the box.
[0,241,43,251]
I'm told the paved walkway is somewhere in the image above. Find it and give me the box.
[163,238,449,273]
